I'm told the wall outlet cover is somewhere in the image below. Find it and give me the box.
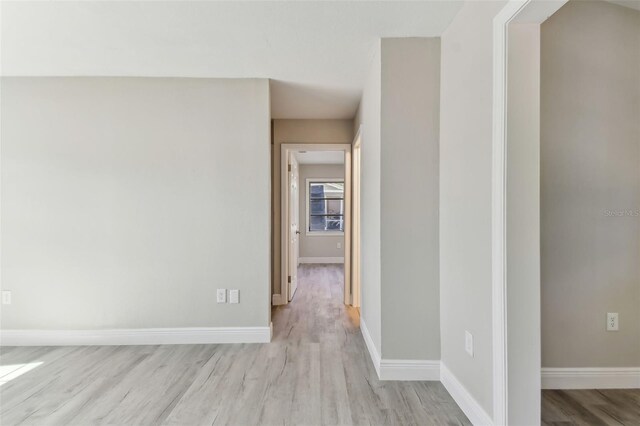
[465,330,474,357]
[216,289,227,304]
[607,312,619,331]
[229,289,239,304]
[1,291,11,305]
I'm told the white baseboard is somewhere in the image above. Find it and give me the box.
[379,359,440,381]
[298,257,344,264]
[441,363,493,426]
[542,367,640,389]
[1,326,273,346]
[360,319,439,381]
[360,318,381,378]
[272,294,286,306]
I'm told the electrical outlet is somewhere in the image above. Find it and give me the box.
[337,242,342,249]
[1,291,11,305]
[229,289,239,304]
[607,313,619,331]
[217,289,227,304]
[465,331,474,357]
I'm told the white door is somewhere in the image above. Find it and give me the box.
[288,153,300,301]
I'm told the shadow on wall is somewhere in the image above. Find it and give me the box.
[269,80,360,119]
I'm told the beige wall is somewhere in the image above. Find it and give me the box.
[1,77,271,329]
[380,38,441,360]
[298,164,345,259]
[439,0,506,416]
[271,120,353,296]
[541,0,640,367]
[355,38,441,361]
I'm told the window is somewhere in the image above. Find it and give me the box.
[307,180,344,234]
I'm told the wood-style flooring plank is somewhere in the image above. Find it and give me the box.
[1,264,471,426]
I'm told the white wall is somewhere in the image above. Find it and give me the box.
[440,0,506,417]
[1,77,271,330]
[541,0,640,368]
[356,43,383,354]
[298,164,345,259]
[507,23,542,425]
[271,120,353,296]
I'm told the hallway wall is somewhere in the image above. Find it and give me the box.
[439,0,507,418]
[355,37,441,363]
[271,120,353,298]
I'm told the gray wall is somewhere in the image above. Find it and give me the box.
[356,38,441,361]
[541,0,640,367]
[380,38,441,360]
[298,164,345,259]
[440,0,506,416]
[271,120,353,296]
[1,77,271,329]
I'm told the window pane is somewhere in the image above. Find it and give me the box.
[326,199,344,215]
[309,215,344,232]
[310,182,344,199]
[310,183,326,199]
[310,199,325,215]
[325,215,344,231]
[310,215,327,232]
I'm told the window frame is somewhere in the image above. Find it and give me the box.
[305,177,345,237]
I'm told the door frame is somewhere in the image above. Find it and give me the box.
[280,143,352,305]
[351,127,362,308]
[492,1,567,424]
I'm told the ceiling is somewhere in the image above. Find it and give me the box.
[295,150,344,165]
[1,1,464,119]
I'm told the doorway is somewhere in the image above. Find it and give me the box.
[280,144,355,306]
[494,0,640,424]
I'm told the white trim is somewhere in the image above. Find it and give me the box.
[351,126,362,309]
[272,294,285,306]
[360,318,381,378]
[541,368,640,390]
[379,360,440,381]
[360,319,439,381]
[492,2,568,424]
[441,363,494,426]
[0,326,272,346]
[298,257,344,264]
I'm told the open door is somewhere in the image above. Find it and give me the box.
[288,152,300,301]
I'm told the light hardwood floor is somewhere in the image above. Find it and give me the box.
[0,264,470,425]
[542,389,640,425]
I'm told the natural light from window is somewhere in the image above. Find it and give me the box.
[308,181,345,233]
[0,362,43,387]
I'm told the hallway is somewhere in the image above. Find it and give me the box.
[0,264,469,425]
[270,263,470,424]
